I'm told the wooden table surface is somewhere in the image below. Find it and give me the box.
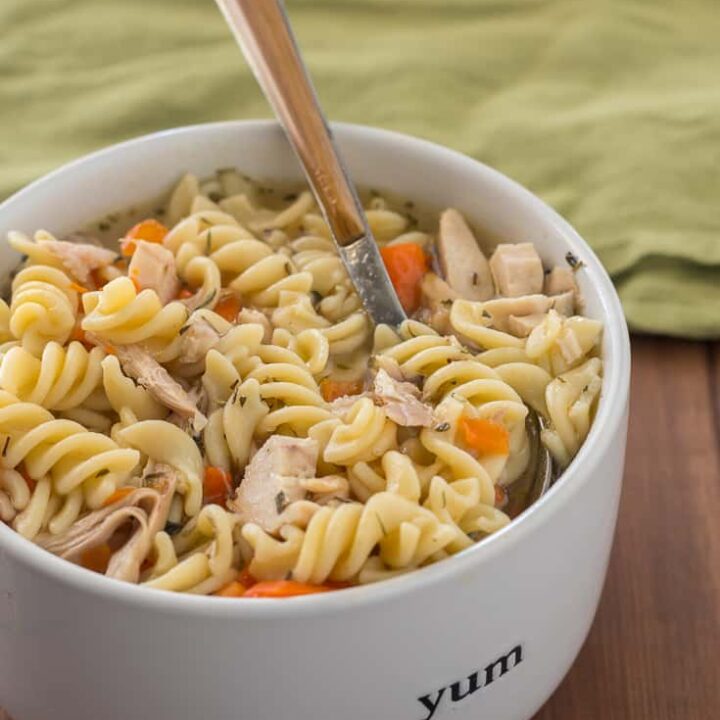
[533,336,720,719]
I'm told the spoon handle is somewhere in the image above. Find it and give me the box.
[214,0,407,327]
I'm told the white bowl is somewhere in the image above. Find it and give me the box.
[0,121,630,720]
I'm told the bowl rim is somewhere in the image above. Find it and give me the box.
[0,120,631,617]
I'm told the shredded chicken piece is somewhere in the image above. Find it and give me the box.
[419,273,457,335]
[372,368,434,427]
[329,392,370,415]
[550,290,575,317]
[544,266,578,296]
[43,239,118,287]
[115,344,207,432]
[481,294,552,333]
[228,436,319,533]
[128,241,180,304]
[36,464,177,583]
[179,317,222,364]
[489,243,544,297]
[437,209,494,301]
[371,356,422,386]
[237,307,272,342]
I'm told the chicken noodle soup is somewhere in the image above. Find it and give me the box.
[0,170,602,598]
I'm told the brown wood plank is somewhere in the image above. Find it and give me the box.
[533,337,720,720]
[709,343,720,451]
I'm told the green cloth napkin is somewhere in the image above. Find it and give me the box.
[1,0,719,338]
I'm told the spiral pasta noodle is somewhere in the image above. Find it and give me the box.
[10,266,81,355]
[0,341,105,412]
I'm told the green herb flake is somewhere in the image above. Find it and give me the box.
[565,251,584,270]
[275,491,288,515]
[434,422,451,432]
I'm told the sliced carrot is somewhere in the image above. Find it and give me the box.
[203,466,232,506]
[177,287,194,299]
[120,239,137,258]
[20,466,36,494]
[213,581,247,598]
[214,294,242,322]
[101,487,134,508]
[120,219,169,258]
[243,580,335,599]
[380,243,429,314]
[126,219,168,244]
[80,544,112,574]
[319,378,363,403]
[459,416,510,456]
[237,568,257,588]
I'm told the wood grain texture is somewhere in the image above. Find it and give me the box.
[534,337,720,719]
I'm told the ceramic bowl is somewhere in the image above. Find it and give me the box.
[0,121,630,720]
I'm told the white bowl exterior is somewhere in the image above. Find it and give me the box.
[0,122,630,720]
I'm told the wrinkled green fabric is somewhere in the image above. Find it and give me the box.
[1,0,718,337]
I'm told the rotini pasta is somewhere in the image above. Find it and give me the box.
[2,169,603,597]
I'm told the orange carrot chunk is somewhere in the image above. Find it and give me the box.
[243,580,335,599]
[380,243,429,314]
[203,466,232,506]
[101,487,135,508]
[177,287,194,299]
[213,295,242,322]
[319,378,363,403]
[237,568,257,588]
[214,581,247,598]
[120,240,136,258]
[126,219,168,244]
[121,218,169,257]
[80,544,112,574]
[459,416,510,456]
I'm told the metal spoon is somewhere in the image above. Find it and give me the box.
[503,410,554,516]
[213,0,407,328]
[214,0,555,503]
